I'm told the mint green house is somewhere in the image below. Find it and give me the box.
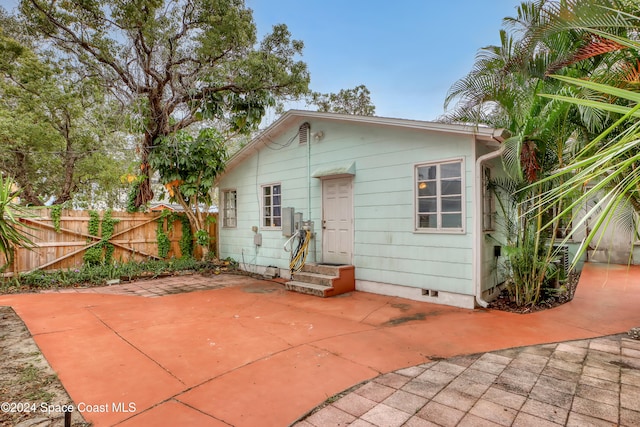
[215,110,508,309]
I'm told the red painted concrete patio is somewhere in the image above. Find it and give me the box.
[1,262,639,426]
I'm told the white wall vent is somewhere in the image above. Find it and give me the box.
[299,122,310,144]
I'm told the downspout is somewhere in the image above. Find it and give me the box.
[308,127,311,219]
[474,138,505,308]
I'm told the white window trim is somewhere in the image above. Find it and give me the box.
[222,189,237,229]
[413,157,466,234]
[261,182,282,229]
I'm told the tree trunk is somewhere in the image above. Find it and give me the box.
[57,143,76,205]
[12,152,43,206]
[200,245,209,260]
[134,132,155,208]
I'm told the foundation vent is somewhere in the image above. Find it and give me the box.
[421,289,439,297]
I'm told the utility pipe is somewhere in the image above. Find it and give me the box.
[307,125,311,219]
[474,141,505,308]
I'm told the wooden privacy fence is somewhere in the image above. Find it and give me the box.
[1,209,218,275]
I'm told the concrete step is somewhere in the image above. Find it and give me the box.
[301,263,345,276]
[284,281,333,297]
[285,264,355,298]
[292,271,335,287]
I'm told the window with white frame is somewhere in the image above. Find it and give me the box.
[222,190,237,228]
[416,160,464,231]
[262,184,281,228]
[482,166,495,231]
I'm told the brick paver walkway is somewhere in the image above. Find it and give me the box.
[295,334,640,426]
[41,273,243,297]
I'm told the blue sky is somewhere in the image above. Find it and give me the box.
[247,0,522,121]
[1,0,522,121]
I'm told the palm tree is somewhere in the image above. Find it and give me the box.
[0,175,34,270]
[537,72,640,264]
[518,2,640,266]
[442,0,636,305]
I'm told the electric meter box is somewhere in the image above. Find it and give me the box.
[254,233,262,246]
[282,207,295,237]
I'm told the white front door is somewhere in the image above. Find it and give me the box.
[322,177,353,265]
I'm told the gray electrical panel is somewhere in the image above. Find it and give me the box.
[282,207,295,237]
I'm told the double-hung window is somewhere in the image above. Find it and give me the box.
[222,190,237,228]
[416,160,464,232]
[262,184,281,228]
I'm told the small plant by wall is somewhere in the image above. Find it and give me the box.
[179,215,193,258]
[82,209,120,266]
[1,257,236,292]
[83,210,102,266]
[154,211,198,259]
[50,204,63,233]
[156,211,174,259]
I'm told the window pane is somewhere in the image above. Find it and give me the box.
[261,184,282,227]
[442,214,462,228]
[417,166,436,180]
[441,162,461,178]
[418,198,436,213]
[415,162,464,231]
[418,182,436,196]
[441,180,461,195]
[442,196,461,212]
[418,214,436,228]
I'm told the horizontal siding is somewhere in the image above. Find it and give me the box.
[219,118,478,295]
[355,266,471,294]
[355,241,471,262]
[355,230,471,248]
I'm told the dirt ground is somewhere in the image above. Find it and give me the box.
[0,306,89,427]
[488,271,581,314]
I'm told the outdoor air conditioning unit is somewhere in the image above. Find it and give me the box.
[553,245,570,275]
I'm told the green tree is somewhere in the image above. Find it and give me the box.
[506,1,640,267]
[149,128,228,259]
[0,18,132,207]
[442,0,636,305]
[308,84,376,116]
[536,40,640,266]
[20,0,310,208]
